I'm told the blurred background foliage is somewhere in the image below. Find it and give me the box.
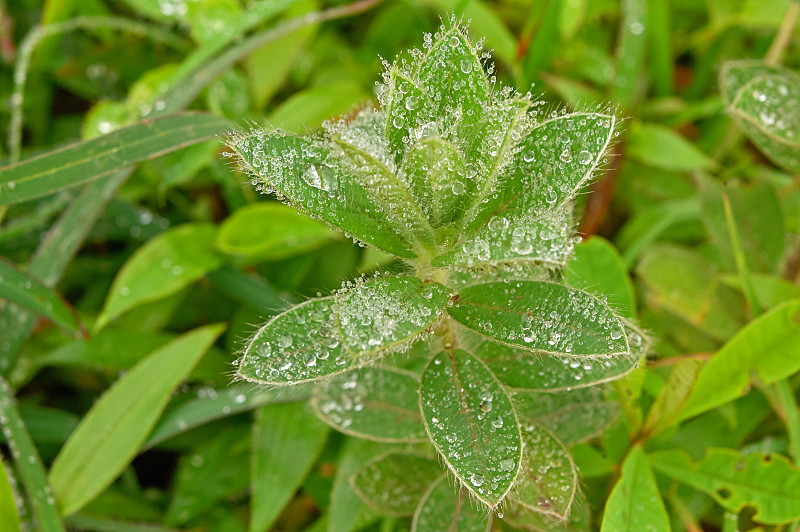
[1,0,800,531]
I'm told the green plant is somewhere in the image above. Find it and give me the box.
[229,19,646,524]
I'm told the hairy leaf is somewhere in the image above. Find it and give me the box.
[351,452,441,516]
[419,349,521,507]
[412,477,492,532]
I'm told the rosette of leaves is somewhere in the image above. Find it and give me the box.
[228,18,646,527]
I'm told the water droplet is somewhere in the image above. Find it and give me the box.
[577,150,593,164]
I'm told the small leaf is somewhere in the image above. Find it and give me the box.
[48,324,223,515]
[313,367,427,442]
[412,476,492,532]
[97,224,222,329]
[251,402,328,532]
[513,422,578,519]
[600,446,670,532]
[678,300,800,422]
[449,281,630,357]
[215,202,337,261]
[419,349,522,507]
[351,452,442,516]
[237,276,450,385]
[513,388,619,445]
[0,259,80,332]
[649,448,800,525]
[383,70,430,163]
[628,123,715,172]
[0,113,229,206]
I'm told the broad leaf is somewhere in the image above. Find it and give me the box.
[313,367,427,442]
[513,422,577,519]
[503,497,591,532]
[419,349,521,507]
[0,113,229,206]
[449,281,630,357]
[628,123,714,172]
[329,439,385,532]
[48,325,223,515]
[0,259,80,332]
[566,236,636,318]
[351,452,441,516]
[228,128,418,258]
[251,402,328,532]
[215,202,337,261]
[600,446,670,532]
[650,448,800,525]
[412,477,492,532]
[96,224,222,329]
[678,300,800,422]
[514,387,619,444]
[237,276,450,385]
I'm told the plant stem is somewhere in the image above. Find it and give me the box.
[765,1,800,66]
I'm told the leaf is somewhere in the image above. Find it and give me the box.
[411,476,492,532]
[600,446,670,532]
[0,113,229,206]
[719,60,785,106]
[677,300,800,422]
[268,80,368,133]
[419,349,522,507]
[237,276,450,385]
[627,123,715,172]
[566,236,636,318]
[228,128,418,258]
[649,448,800,525]
[472,320,645,391]
[165,425,250,525]
[0,460,19,532]
[449,281,630,357]
[96,224,222,329]
[512,422,577,519]
[215,202,337,261]
[642,359,702,437]
[48,324,224,515]
[251,402,328,532]
[329,438,385,532]
[0,259,80,332]
[313,367,428,442]
[513,387,619,445]
[351,452,442,516]
[502,496,591,532]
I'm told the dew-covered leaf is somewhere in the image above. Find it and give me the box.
[601,446,670,532]
[215,202,337,261]
[512,422,577,518]
[96,224,222,329]
[649,448,800,525]
[503,497,591,532]
[719,60,786,106]
[449,281,630,357]
[237,276,450,385]
[351,451,441,516]
[419,349,521,507]
[513,387,619,445]
[228,129,417,258]
[383,70,430,164]
[313,367,427,442]
[411,476,492,532]
[0,259,80,333]
[566,236,636,318]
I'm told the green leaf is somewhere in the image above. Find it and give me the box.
[649,448,800,525]
[600,446,670,532]
[513,387,619,445]
[351,452,442,516]
[411,476,492,532]
[627,123,715,172]
[251,402,328,532]
[96,224,222,329]
[419,349,522,507]
[237,276,450,385]
[48,324,224,515]
[0,460,19,532]
[472,320,645,391]
[0,113,229,206]
[228,129,418,258]
[512,422,577,519]
[642,359,702,437]
[449,281,630,357]
[678,300,800,422]
[215,202,337,261]
[313,367,427,442]
[566,236,636,318]
[502,496,591,532]
[165,425,250,525]
[0,259,80,332]
[719,60,786,106]
[268,80,368,133]
[329,439,385,532]
[723,63,800,173]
